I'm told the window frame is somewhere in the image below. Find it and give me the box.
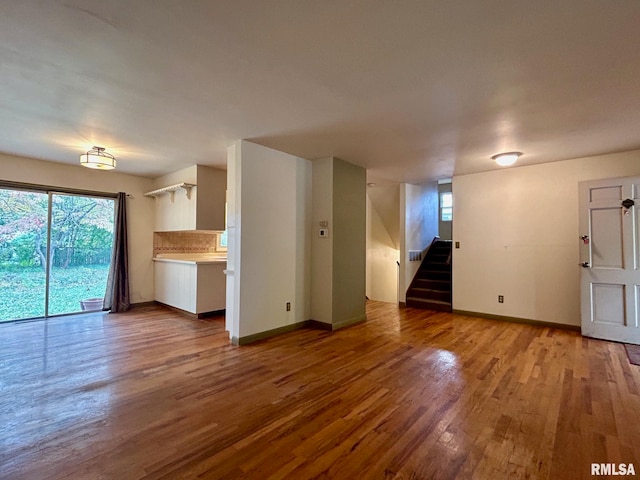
[440,191,453,222]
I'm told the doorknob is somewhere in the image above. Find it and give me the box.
[581,262,591,268]
[622,198,635,209]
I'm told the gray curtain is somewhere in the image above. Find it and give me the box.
[104,192,130,312]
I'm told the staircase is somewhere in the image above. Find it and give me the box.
[406,240,452,311]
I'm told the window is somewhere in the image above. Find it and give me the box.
[216,230,228,251]
[440,192,453,222]
[216,201,228,251]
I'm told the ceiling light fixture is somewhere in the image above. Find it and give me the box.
[492,151,521,167]
[80,146,116,170]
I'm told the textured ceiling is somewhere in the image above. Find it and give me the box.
[1,1,640,182]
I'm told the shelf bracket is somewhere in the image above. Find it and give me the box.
[181,184,194,200]
[144,183,196,202]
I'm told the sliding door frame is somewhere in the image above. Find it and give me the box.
[0,180,118,200]
[0,180,118,322]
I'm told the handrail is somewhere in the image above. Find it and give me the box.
[420,236,440,261]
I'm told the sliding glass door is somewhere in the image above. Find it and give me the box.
[0,189,49,321]
[48,194,114,316]
[0,188,114,322]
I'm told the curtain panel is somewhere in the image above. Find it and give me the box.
[104,192,130,312]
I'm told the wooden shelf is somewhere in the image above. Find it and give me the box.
[144,183,196,202]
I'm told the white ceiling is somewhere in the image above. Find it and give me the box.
[1,1,640,182]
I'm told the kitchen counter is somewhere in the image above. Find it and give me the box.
[153,253,227,264]
[154,254,226,314]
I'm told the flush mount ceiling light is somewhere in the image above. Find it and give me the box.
[492,151,522,167]
[79,146,116,170]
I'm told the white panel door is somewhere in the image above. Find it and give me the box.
[579,177,640,344]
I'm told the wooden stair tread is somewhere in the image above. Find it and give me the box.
[406,297,451,305]
[407,239,452,311]
[414,279,450,284]
[409,287,450,294]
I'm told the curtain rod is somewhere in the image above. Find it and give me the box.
[0,180,128,199]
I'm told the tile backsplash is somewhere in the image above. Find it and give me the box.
[154,231,222,255]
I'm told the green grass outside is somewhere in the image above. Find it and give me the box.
[0,265,110,321]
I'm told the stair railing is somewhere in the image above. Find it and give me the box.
[424,235,440,257]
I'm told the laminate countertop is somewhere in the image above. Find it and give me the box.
[152,253,227,265]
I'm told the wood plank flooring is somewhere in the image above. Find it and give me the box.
[1,302,639,479]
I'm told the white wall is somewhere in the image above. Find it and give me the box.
[452,149,640,326]
[227,141,311,340]
[153,164,226,231]
[0,152,155,304]
[153,165,197,188]
[399,182,439,302]
[367,184,400,248]
[153,165,198,231]
[366,195,399,303]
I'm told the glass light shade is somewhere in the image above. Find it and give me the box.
[80,146,116,170]
[492,152,521,167]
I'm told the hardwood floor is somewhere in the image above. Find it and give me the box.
[1,302,639,479]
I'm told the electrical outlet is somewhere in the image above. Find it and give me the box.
[286,302,291,311]
[498,295,504,303]
[455,241,460,249]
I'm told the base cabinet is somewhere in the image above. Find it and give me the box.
[154,261,226,314]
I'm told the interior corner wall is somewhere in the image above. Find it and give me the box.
[311,157,366,328]
[332,158,366,328]
[228,141,311,340]
[195,165,227,231]
[0,152,156,304]
[452,149,640,326]
[366,195,399,303]
[310,158,334,324]
[399,182,439,303]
